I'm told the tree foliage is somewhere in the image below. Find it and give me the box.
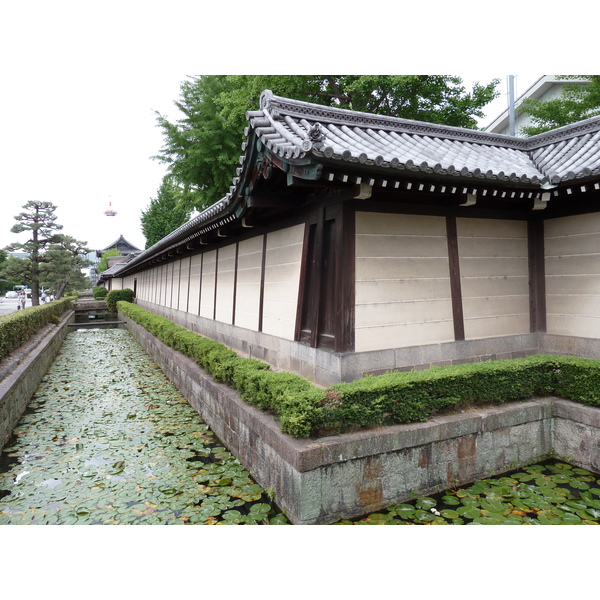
[6,201,64,305]
[154,75,499,212]
[97,247,123,273]
[4,202,90,301]
[519,76,600,136]
[141,177,192,249]
[39,235,91,299]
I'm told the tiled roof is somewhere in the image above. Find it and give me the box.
[99,235,141,254]
[246,90,600,187]
[111,90,600,278]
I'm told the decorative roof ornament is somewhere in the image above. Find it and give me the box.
[307,123,326,143]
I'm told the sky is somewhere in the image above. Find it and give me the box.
[2,1,592,258]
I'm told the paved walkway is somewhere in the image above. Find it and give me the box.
[0,328,284,524]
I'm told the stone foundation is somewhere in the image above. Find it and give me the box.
[121,311,600,524]
[135,300,541,386]
[0,310,74,450]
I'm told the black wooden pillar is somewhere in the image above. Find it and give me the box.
[528,219,547,332]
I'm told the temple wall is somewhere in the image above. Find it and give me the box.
[188,254,201,316]
[119,225,303,342]
[545,213,600,338]
[456,218,530,340]
[261,225,304,340]
[354,212,454,352]
[177,257,190,312]
[215,245,236,324]
[235,236,264,331]
[199,250,217,319]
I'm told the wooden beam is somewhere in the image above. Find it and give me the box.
[258,235,267,332]
[446,216,465,341]
[528,220,547,332]
[246,192,305,208]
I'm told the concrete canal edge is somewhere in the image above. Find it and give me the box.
[0,310,75,451]
[120,313,600,525]
[3,312,600,523]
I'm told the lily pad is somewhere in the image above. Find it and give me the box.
[456,506,481,519]
[415,497,437,510]
[441,495,461,506]
[391,504,416,519]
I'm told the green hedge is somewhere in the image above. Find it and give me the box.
[116,301,600,438]
[117,301,324,437]
[106,288,134,312]
[0,298,73,363]
[92,286,108,300]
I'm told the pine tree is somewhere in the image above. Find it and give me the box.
[7,201,64,306]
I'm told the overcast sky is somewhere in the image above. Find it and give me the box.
[0,2,591,255]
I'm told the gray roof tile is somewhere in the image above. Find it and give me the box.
[251,90,600,186]
[118,90,600,275]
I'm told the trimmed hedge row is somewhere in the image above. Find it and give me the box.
[106,288,134,312]
[92,286,108,300]
[0,298,73,363]
[117,301,322,437]
[117,301,600,438]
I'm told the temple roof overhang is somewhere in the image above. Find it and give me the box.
[108,90,600,280]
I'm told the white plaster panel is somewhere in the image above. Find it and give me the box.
[462,295,529,319]
[188,255,202,316]
[457,218,529,340]
[457,236,528,257]
[171,261,182,309]
[356,278,451,304]
[463,315,530,339]
[355,320,455,352]
[459,257,528,278]
[545,212,600,237]
[547,294,600,318]
[545,232,600,257]
[460,275,528,298]
[356,299,453,328]
[234,236,263,331]
[356,233,449,258]
[200,250,217,319]
[165,262,174,308]
[354,212,452,352]
[545,213,600,338]
[262,225,303,340]
[215,245,236,324]
[178,256,191,312]
[356,256,451,280]
[356,211,448,236]
[547,314,600,338]
[158,265,166,306]
[546,274,600,296]
[545,254,600,276]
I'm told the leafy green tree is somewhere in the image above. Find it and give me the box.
[519,76,600,136]
[97,247,123,273]
[141,177,192,248]
[154,75,499,212]
[6,201,64,305]
[0,249,13,294]
[1,255,30,295]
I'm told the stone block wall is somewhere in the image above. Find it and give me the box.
[121,312,600,524]
[0,311,73,450]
